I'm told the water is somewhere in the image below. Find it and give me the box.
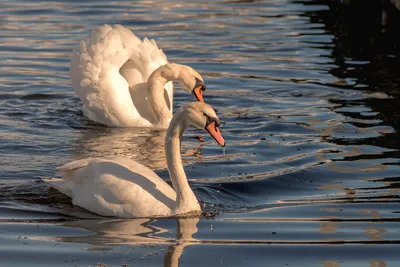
[1,0,400,266]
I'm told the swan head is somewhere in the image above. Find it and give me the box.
[170,64,206,102]
[182,102,225,147]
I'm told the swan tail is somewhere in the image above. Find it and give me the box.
[56,158,92,176]
[42,178,74,198]
[42,158,102,197]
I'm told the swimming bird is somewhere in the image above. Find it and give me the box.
[70,24,206,128]
[43,102,225,218]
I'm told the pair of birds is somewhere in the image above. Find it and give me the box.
[43,24,226,218]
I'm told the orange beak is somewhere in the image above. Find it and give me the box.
[193,86,204,102]
[206,121,226,147]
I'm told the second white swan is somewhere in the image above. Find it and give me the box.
[70,24,207,128]
[43,102,225,218]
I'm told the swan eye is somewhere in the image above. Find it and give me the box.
[194,78,206,91]
[203,113,211,124]
[213,118,221,127]
[203,113,220,127]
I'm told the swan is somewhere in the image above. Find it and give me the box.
[70,24,207,128]
[43,102,225,218]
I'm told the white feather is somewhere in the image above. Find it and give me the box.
[43,102,221,218]
[70,24,172,127]
[43,156,176,218]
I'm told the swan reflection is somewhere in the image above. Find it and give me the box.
[71,127,203,171]
[57,217,199,266]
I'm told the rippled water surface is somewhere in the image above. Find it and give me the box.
[1,0,400,266]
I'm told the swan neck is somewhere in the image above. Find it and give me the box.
[147,64,186,127]
[147,76,170,127]
[165,111,200,215]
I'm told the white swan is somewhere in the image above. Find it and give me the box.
[70,24,206,128]
[43,102,225,218]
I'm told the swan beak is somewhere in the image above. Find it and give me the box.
[193,86,204,102]
[206,121,226,147]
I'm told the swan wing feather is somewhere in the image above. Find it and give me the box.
[70,24,154,127]
[43,156,176,217]
[121,36,174,112]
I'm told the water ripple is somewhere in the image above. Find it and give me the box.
[1,0,400,266]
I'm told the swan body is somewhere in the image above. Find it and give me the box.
[43,102,225,218]
[46,156,177,217]
[70,24,206,128]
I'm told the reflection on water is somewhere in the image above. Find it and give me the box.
[71,127,169,170]
[164,218,199,267]
[58,217,199,267]
[70,127,207,171]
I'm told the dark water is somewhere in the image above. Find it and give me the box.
[1,0,400,266]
